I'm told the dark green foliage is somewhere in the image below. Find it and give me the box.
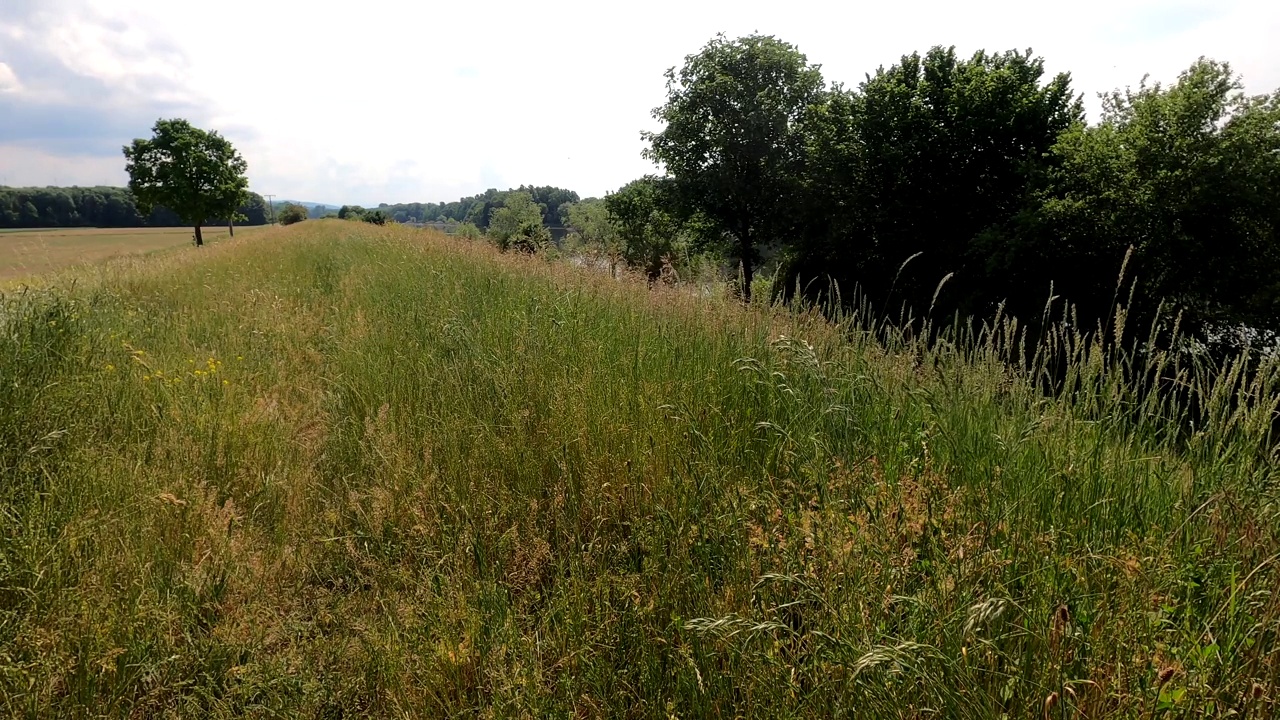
[1013,60,1280,339]
[0,186,268,229]
[602,177,685,279]
[337,205,366,220]
[277,203,309,226]
[361,210,389,226]
[628,35,1280,346]
[123,118,250,247]
[645,34,825,301]
[788,47,1082,321]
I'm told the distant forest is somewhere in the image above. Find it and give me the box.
[362,186,581,228]
[0,184,583,232]
[0,186,271,228]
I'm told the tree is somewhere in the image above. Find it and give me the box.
[787,47,1081,319]
[123,118,249,247]
[564,198,622,272]
[362,209,389,225]
[238,193,269,226]
[644,34,825,300]
[1023,59,1280,340]
[487,191,545,251]
[278,203,309,225]
[604,177,686,279]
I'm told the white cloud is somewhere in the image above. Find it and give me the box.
[0,62,20,92]
[2,0,1278,204]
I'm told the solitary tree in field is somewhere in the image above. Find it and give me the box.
[123,118,249,247]
[644,34,825,301]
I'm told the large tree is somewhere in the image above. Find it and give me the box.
[790,47,1081,318]
[644,34,825,301]
[123,118,249,247]
[1023,59,1280,340]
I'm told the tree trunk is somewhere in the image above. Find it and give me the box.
[228,219,234,238]
[194,224,203,247]
[740,232,754,303]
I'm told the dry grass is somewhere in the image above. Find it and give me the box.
[0,225,270,282]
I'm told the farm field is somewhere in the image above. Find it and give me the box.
[0,225,270,282]
[0,221,1276,718]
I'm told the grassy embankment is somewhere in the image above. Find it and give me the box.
[1,220,1277,717]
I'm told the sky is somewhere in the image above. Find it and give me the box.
[1,0,1278,207]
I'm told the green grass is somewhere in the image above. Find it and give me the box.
[1,220,1276,718]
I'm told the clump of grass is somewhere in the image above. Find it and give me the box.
[0,222,1276,718]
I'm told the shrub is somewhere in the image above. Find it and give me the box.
[278,203,308,225]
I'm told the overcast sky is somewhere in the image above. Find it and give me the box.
[1,0,1278,206]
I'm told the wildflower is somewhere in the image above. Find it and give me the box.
[105,364,115,372]
[222,380,229,386]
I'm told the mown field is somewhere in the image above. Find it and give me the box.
[1,220,1277,718]
[0,226,268,282]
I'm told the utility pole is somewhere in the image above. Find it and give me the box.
[264,194,276,223]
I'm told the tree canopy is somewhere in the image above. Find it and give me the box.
[793,47,1082,319]
[123,119,250,246]
[1020,59,1280,339]
[644,34,825,300]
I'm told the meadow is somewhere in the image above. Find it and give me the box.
[0,220,1276,718]
[0,226,267,282]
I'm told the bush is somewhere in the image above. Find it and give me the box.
[455,222,483,240]
[508,220,552,254]
[278,204,308,225]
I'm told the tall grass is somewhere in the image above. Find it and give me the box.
[1,221,1276,718]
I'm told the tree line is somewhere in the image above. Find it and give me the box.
[366,185,580,228]
[556,36,1280,346]
[0,185,270,229]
